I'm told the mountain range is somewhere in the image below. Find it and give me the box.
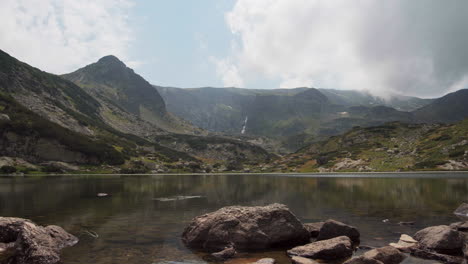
[0,49,466,173]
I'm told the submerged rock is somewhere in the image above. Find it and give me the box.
[343,256,384,264]
[303,222,324,238]
[252,258,276,264]
[316,219,360,243]
[454,203,468,221]
[287,236,353,260]
[363,246,406,264]
[182,203,309,251]
[0,217,78,264]
[414,225,463,254]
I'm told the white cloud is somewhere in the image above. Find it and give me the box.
[211,56,245,87]
[0,0,134,73]
[218,0,468,97]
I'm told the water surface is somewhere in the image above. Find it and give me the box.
[1,173,468,264]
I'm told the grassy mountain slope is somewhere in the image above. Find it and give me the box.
[413,89,468,123]
[0,50,274,173]
[264,119,468,172]
[63,56,200,135]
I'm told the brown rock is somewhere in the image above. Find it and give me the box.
[182,204,309,251]
[363,246,406,264]
[414,225,463,254]
[303,222,324,238]
[287,236,353,260]
[454,203,468,221]
[0,217,78,264]
[343,256,384,264]
[317,219,360,243]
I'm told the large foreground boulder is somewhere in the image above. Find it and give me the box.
[414,225,463,254]
[287,236,353,260]
[182,203,309,251]
[316,219,360,243]
[0,217,78,264]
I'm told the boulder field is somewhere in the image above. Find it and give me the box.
[182,203,468,264]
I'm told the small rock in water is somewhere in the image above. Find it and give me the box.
[287,236,353,260]
[389,234,418,252]
[398,221,415,226]
[291,256,320,264]
[316,219,360,243]
[211,247,236,260]
[382,219,390,223]
[453,203,468,220]
[97,193,109,197]
[363,246,406,264]
[252,258,276,264]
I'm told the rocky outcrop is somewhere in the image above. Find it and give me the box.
[363,246,406,264]
[414,225,463,254]
[182,203,309,251]
[287,236,353,260]
[316,219,360,243]
[304,222,323,238]
[0,217,78,264]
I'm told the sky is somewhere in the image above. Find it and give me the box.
[1,0,468,97]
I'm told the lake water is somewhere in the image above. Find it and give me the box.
[1,173,468,264]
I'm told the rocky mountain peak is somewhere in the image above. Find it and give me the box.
[96,55,126,68]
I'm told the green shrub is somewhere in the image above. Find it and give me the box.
[0,165,16,174]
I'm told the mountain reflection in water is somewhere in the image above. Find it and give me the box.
[0,173,467,264]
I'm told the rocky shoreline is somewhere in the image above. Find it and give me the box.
[182,203,468,264]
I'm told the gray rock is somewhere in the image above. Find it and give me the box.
[0,217,78,264]
[363,246,406,264]
[344,256,384,264]
[182,203,309,251]
[411,248,464,264]
[291,256,320,264]
[389,234,418,252]
[316,219,360,243]
[287,236,353,260]
[454,203,468,220]
[414,225,463,254]
[252,258,276,264]
[303,222,324,238]
[211,247,236,260]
